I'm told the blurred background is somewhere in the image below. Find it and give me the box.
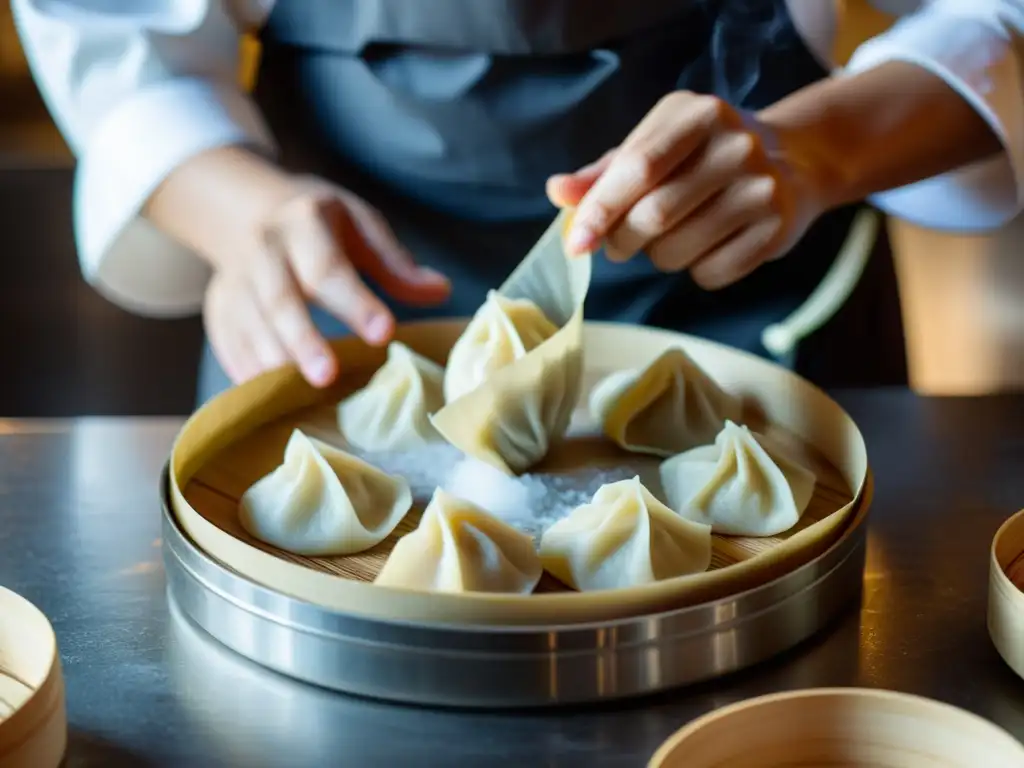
[0,4,1021,417]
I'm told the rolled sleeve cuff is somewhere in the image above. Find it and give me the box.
[75,77,276,317]
[847,7,1024,232]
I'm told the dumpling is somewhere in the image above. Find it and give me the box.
[539,476,712,591]
[430,209,592,475]
[239,429,412,555]
[443,291,558,403]
[337,341,446,452]
[659,420,817,537]
[589,347,743,457]
[374,489,542,594]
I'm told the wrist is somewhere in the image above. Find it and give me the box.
[756,90,855,215]
[756,61,1002,215]
[145,145,298,273]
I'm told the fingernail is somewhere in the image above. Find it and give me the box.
[414,266,449,284]
[306,354,334,386]
[567,225,596,255]
[365,313,392,344]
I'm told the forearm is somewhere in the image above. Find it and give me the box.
[759,60,1003,211]
[144,146,296,271]
[12,0,278,314]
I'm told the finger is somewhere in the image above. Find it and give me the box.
[647,175,777,272]
[545,149,617,208]
[567,94,726,255]
[249,240,342,385]
[604,131,765,261]
[208,326,258,385]
[689,216,784,290]
[330,196,451,305]
[239,285,291,373]
[204,277,264,385]
[274,211,395,348]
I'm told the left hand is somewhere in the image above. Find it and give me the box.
[547,91,828,289]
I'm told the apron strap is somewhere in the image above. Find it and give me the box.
[761,207,881,362]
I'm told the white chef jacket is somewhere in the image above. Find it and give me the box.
[11,0,1024,317]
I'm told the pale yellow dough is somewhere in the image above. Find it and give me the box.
[337,341,446,452]
[589,347,743,457]
[659,420,817,537]
[375,489,543,594]
[443,292,558,404]
[430,210,592,475]
[239,429,413,555]
[539,476,712,591]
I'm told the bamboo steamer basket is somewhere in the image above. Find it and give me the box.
[168,317,870,627]
[648,688,1024,767]
[0,588,66,768]
[989,509,1024,679]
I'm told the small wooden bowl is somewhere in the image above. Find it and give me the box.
[0,588,66,768]
[649,688,1024,767]
[989,508,1024,680]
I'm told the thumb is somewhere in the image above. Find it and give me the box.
[546,149,617,208]
[329,197,452,307]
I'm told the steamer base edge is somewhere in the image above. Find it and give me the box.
[161,468,871,708]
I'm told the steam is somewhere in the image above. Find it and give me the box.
[703,0,802,107]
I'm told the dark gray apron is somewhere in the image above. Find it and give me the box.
[196,0,907,403]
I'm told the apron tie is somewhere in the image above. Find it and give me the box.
[761,206,880,362]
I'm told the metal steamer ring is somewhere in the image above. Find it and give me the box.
[162,468,869,708]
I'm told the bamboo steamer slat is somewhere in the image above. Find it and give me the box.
[0,588,66,768]
[648,688,1024,767]
[989,509,1024,680]
[169,321,869,626]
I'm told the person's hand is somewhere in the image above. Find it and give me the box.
[147,148,451,388]
[546,91,831,289]
[202,175,450,387]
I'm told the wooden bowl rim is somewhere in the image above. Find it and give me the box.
[988,508,1024,682]
[991,508,1024,586]
[648,686,1024,767]
[0,587,66,768]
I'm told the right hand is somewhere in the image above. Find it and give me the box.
[204,178,449,387]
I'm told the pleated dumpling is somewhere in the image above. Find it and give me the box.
[375,489,542,594]
[239,429,412,555]
[337,342,446,452]
[539,476,712,592]
[589,347,743,457]
[659,421,817,537]
[430,209,592,475]
[443,291,558,404]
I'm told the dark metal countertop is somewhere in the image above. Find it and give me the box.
[2,389,1024,767]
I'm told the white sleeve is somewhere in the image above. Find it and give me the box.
[846,0,1024,232]
[12,0,277,317]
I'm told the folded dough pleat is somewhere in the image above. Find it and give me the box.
[659,421,817,537]
[442,291,558,404]
[239,429,413,555]
[375,489,542,594]
[539,476,712,591]
[589,347,743,457]
[337,341,446,452]
[430,209,592,475]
